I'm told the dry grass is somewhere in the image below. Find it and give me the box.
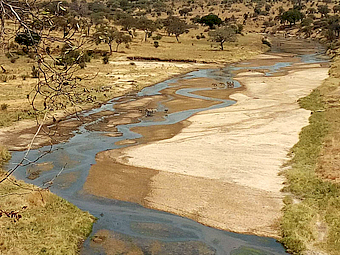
[0,145,95,255]
[125,29,266,62]
[0,31,266,127]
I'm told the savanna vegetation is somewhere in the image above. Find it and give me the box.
[0,145,95,254]
[2,0,340,253]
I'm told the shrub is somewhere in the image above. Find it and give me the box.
[154,41,159,48]
[102,55,109,64]
[1,103,8,111]
[56,44,91,67]
[152,34,162,40]
[79,62,86,69]
[0,75,7,82]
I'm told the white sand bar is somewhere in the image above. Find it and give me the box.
[116,64,329,237]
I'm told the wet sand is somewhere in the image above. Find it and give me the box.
[84,54,329,238]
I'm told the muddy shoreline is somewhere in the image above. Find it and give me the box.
[0,62,216,152]
[84,38,329,240]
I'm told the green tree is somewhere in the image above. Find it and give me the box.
[15,31,41,49]
[114,32,131,52]
[326,15,340,40]
[281,9,304,26]
[208,26,236,50]
[117,14,137,37]
[137,17,156,41]
[300,18,313,38]
[199,14,222,29]
[163,16,188,42]
[93,25,118,54]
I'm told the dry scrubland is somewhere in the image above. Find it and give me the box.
[0,32,266,127]
[2,0,340,253]
[0,31,266,254]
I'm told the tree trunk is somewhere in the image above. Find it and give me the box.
[220,42,224,50]
[116,43,120,52]
[176,35,180,42]
[144,31,148,41]
[108,43,112,55]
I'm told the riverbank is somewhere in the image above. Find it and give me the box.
[0,146,95,255]
[84,51,328,240]
[280,50,340,255]
[0,34,268,254]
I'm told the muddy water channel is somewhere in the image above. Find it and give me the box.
[8,38,328,254]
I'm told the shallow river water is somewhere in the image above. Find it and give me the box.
[8,39,328,254]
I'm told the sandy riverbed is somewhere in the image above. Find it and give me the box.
[84,54,329,238]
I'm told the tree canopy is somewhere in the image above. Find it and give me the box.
[208,26,236,50]
[280,9,304,25]
[199,14,222,29]
[163,16,188,42]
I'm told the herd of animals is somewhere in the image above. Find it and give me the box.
[141,80,235,117]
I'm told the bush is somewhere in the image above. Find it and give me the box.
[56,44,91,67]
[1,103,8,111]
[152,34,162,40]
[79,62,86,69]
[102,55,109,64]
[0,75,7,82]
[154,41,159,48]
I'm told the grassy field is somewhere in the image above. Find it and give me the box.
[281,52,340,254]
[0,146,95,255]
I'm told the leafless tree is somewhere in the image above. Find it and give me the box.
[0,0,96,181]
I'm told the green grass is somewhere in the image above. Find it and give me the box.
[280,56,340,254]
[0,109,37,127]
[0,146,95,254]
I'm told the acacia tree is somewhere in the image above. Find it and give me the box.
[280,9,304,26]
[199,14,222,29]
[163,16,188,42]
[137,17,156,41]
[117,14,137,37]
[93,25,118,54]
[300,18,313,37]
[114,31,131,52]
[208,26,236,50]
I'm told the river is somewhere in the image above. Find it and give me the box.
[7,37,328,254]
